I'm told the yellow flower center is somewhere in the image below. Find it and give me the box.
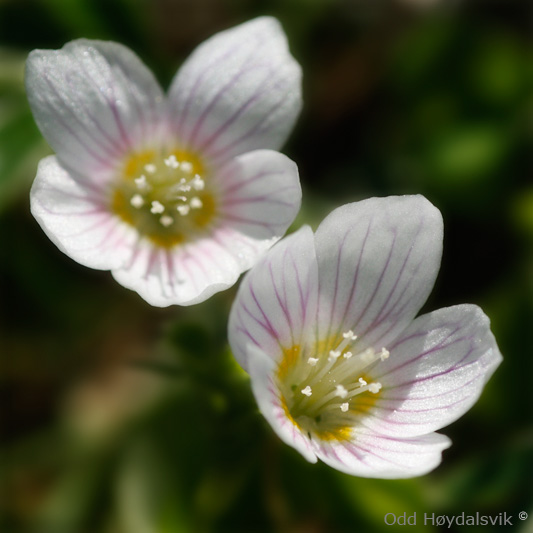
[111,149,216,247]
[277,332,388,442]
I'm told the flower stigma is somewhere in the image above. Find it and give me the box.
[111,149,216,247]
[278,332,388,442]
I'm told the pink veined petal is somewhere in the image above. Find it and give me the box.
[313,195,443,351]
[112,218,290,308]
[167,17,302,164]
[110,231,239,307]
[228,226,319,371]
[30,156,138,270]
[312,430,451,479]
[247,344,317,463]
[216,149,301,240]
[361,305,502,438]
[25,39,165,183]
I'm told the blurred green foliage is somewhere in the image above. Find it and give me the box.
[1,0,532,532]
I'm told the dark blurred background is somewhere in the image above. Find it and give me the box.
[1,0,532,532]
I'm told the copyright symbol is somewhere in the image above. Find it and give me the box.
[519,511,528,520]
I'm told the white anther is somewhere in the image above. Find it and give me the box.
[343,351,353,359]
[192,174,205,190]
[340,402,349,412]
[380,348,390,361]
[358,377,367,386]
[160,215,174,227]
[335,385,348,399]
[164,155,179,168]
[180,161,193,173]
[150,201,165,214]
[301,386,312,397]
[307,357,319,366]
[368,382,382,394]
[190,197,203,209]
[134,175,150,191]
[179,185,192,192]
[177,205,190,216]
[130,194,144,208]
[328,350,341,362]
[343,330,357,341]
[144,163,157,174]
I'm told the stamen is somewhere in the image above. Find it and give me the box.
[144,163,157,174]
[368,382,382,393]
[150,201,165,214]
[343,330,357,341]
[160,215,174,227]
[180,161,193,174]
[117,151,210,239]
[134,175,150,190]
[192,175,205,190]
[328,350,341,362]
[164,155,179,169]
[335,385,348,398]
[190,197,203,209]
[130,194,144,208]
[279,330,389,437]
[335,330,359,354]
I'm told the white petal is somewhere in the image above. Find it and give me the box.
[313,195,443,350]
[216,149,301,240]
[228,226,319,371]
[110,224,274,307]
[364,305,502,437]
[30,156,137,270]
[313,430,451,479]
[26,39,164,181]
[111,237,227,307]
[247,344,317,463]
[167,17,302,163]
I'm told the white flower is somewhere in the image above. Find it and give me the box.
[228,196,502,478]
[26,17,302,306]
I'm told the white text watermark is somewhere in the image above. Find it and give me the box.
[384,511,528,527]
